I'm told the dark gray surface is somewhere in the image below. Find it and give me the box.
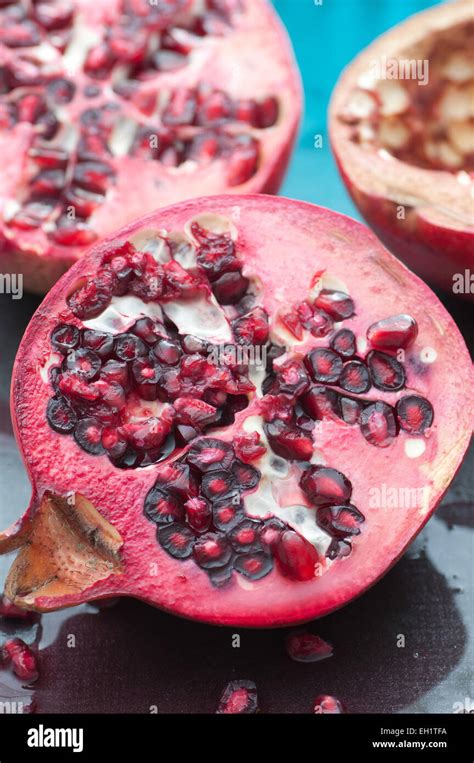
[0,288,472,714]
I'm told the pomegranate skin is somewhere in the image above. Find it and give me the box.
[0,0,302,294]
[329,0,474,298]
[2,194,473,628]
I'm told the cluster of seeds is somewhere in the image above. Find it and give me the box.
[1,0,280,244]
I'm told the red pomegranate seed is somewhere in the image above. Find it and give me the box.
[396,395,434,434]
[317,504,365,538]
[144,486,184,525]
[313,695,344,714]
[302,385,339,420]
[274,359,310,397]
[367,314,418,350]
[228,518,262,553]
[265,419,314,460]
[259,517,286,548]
[196,89,232,125]
[274,530,319,581]
[2,638,39,682]
[226,135,259,186]
[280,309,304,339]
[158,523,195,560]
[367,351,405,391]
[212,270,249,304]
[360,401,398,447]
[28,145,69,168]
[234,552,273,580]
[339,360,371,394]
[162,87,197,126]
[300,465,352,506]
[174,398,219,429]
[34,0,73,30]
[193,532,232,569]
[201,470,236,501]
[305,348,343,385]
[257,96,279,128]
[232,307,269,345]
[259,394,294,423]
[330,328,357,358]
[286,631,333,663]
[51,217,98,246]
[313,289,354,320]
[233,431,267,463]
[216,680,258,714]
[339,396,363,425]
[185,497,212,533]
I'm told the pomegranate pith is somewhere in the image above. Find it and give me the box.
[1,195,472,628]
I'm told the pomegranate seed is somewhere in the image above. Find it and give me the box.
[233,431,267,463]
[226,135,259,186]
[216,680,258,714]
[231,460,260,491]
[185,497,212,533]
[317,504,365,538]
[396,395,434,434]
[313,289,355,320]
[101,359,129,388]
[28,145,69,168]
[338,396,363,425]
[186,437,234,472]
[232,307,269,345]
[181,334,208,355]
[212,270,250,305]
[82,329,114,359]
[84,43,116,78]
[330,328,357,359]
[274,530,319,581]
[73,417,105,455]
[63,185,104,218]
[158,523,195,559]
[367,314,418,350]
[300,465,352,506]
[0,20,41,48]
[193,532,232,569]
[313,695,344,714]
[233,98,258,125]
[234,552,273,580]
[30,169,66,196]
[65,348,102,380]
[101,427,127,459]
[51,323,80,353]
[0,596,33,620]
[133,317,168,344]
[360,401,398,447]
[58,373,100,402]
[367,351,405,391]
[187,132,220,163]
[115,333,148,361]
[2,638,39,682]
[46,77,76,104]
[228,518,262,553]
[209,562,235,588]
[197,89,233,125]
[257,96,279,128]
[274,359,310,397]
[264,419,314,460]
[212,497,244,532]
[52,218,98,247]
[162,87,197,126]
[124,414,173,451]
[153,462,198,498]
[174,398,218,428]
[339,360,371,394]
[152,338,182,365]
[259,517,286,548]
[259,394,294,423]
[280,309,304,339]
[326,538,352,560]
[201,470,236,501]
[46,395,77,434]
[144,487,184,525]
[305,348,343,385]
[17,93,45,123]
[286,631,333,663]
[302,385,339,420]
[73,160,115,194]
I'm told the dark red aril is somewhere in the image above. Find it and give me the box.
[339,360,371,394]
[193,532,232,569]
[114,333,148,361]
[330,328,357,358]
[152,338,181,365]
[317,504,365,538]
[46,77,76,104]
[46,395,77,434]
[274,359,310,397]
[259,517,286,548]
[101,359,129,389]
[274,530,319,581]
[208,562,234,588]
[360,402,398,447]
[2,638,39,682]
[73,416,105,455]
[233,431,267,463]
[232,308,269,346]
[144,487,184,525]
[264,420,314,460]
[133,317,168,344]
[186,437,234,472]
[51,323,80,354]
[67,271,114,319]
[231,460,260,491]
[305,348,343,385]
[65,348,101,380]
[234,552,273,581]
[82,329,114,359]
[286,631,333,663]
[228,519,263,554]
[158,523,195,559]
[396,395,434,434]
[302,385,339,420]
[338,396,363,425]
[212,271,250,305]
[300,465,352,506]
[184,496,212,533]
[216,680,258,714]
[367,351,406,392]
[212,497,244,532]
[367,314,418,351]
[313,289,355,320]
[201,470,236,501]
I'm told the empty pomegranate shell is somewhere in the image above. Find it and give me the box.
[0,195,471,628]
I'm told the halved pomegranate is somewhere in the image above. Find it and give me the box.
[330,1,474,297]
[0,0,301,293]
[1,195,472,627]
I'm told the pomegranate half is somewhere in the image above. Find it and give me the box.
[1,195,472,627]
[329,0,474,297]
[0,0,301,293]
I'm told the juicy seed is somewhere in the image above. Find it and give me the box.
[274,530,319,581]
[305,348,343,384]
[286,632,333,663]
[51,324,80,353]
[313,289,355,320]
[184,496,212,533]
[2,638,39,682]
[186,437,234,472]
[212,270,250,305]
[274,359,310,397]
[193,532,232,569]
[259,517,286,548]
[144,487,184,525]
[231,460,260,491]
[209,562,234,588]
[367,350,406,392]
[313,695,344,714]
[367,314,418,350]
[360,401,398,447]
[46,395,77,434]
[158,523,195,559]
[300,465,352,506]
[302,385,339,420]
[212,497,244,532]
[234,552,273,581]
[330,328,357,359]
[65,348,102,380]
[264,420,314,461]
[201,469,236,501]
[396,395,434,434]
[228,518,263,554]
[316,504,365,538]
[73,417,105,455]
[339,360,371,394]
[232,307,269,346]
[233,431,267,463]
[216,680,258,714]
[114,333,148,361]
[82,329,114,358]
[338,396,363,425]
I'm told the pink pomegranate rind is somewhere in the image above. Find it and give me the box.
[1,194,472,628]
[329,0,474,296]
[0,0,302,293]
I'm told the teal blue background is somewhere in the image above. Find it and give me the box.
[275,0,438,217]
